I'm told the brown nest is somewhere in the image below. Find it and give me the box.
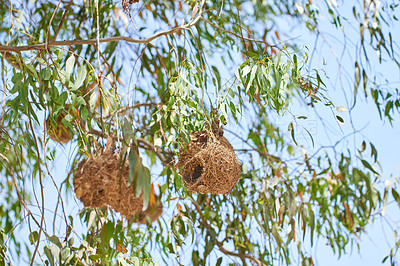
[136,202,163,224]
[128,201,163,225]
[45,110,72,144]
[177,131,241,194]
[73,151,143,217]
[127,185,163,224]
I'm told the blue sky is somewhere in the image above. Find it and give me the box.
[4,1,400,265]
[294,2,400,265]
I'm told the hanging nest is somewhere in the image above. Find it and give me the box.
[127,184,163,224]
[136,202,163,224]
[45,105,73,144]
[177,129,241,194]
[46,112,71,144]
[128,201,163,225]
[73,150,143,217]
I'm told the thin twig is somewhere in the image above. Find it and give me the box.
[46,0,62,51]
[0,153,42,229]
[0,57,7,127]
[95,0,102,74]
[201,17,278,46]
[96,102,157,120]
[51,0,74,42]
[234,1,248,57]
[44,155,69,238]
[27,112,46,266]
[89,129,173,167]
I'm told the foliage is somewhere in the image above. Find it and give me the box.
[0,0,399,265]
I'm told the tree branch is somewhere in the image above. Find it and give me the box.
[0,9,204,53]
[217,244,264,266]
[191,199,265,266]
[96,102,157,120]
[89,129,173,167]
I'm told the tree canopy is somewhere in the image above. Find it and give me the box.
[0,0,400,265]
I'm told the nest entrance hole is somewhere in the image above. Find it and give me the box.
[191,164,203,183]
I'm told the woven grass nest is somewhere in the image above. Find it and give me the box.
[45,106,72,144]
[136,202,163,224]
[73,150,143,217]
[127,195,163,225]
[177,130,241,195]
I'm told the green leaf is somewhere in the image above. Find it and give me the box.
[48,235,62,248]
[44,246,55,266]
[142,167,151,210]
[382,181,390,216]
[11,72,24,83]
[241,65,251,77]
[65,55,75,82]
[26,64,38,80]
[212,66,221,89]
[361,159,379,175]
[272,227,283,248]
[392,189,400,209]
[128,148,140,187]
[362,69,368,97]
[72,66,87,91]
[72,96,86,107]
[89,92,97,112]
[101,221,114,243]
[29,231,39,245]
[87,210,96,229]
[336,115,344,125]
[370,142,378,162]
[245,65,258,93]
[81,106,89,121]
[353,61,360,106]
[384,101,393,118]
[204,238,215,259]
[304,128,315,148]
[309,207,315,247]
[288,122,298,145]
[361,141,366,152]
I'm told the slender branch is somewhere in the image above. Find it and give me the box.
[95,0,102,75]
[191,199,265,266]
[201,17,273,45]
[27,111,46,266]
[225,128,281,163]
[0,57,7,127]
[46,0,62,50]
[51,0,74,43]
[217,245,264,266]
[89,129,173,167]
[96,102,157,120]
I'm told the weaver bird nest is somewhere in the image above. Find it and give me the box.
[177,130,241,195]
[73,149,143,217]
[136,202,163,224]
[45,106,72,144]
[128,196,163,225]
